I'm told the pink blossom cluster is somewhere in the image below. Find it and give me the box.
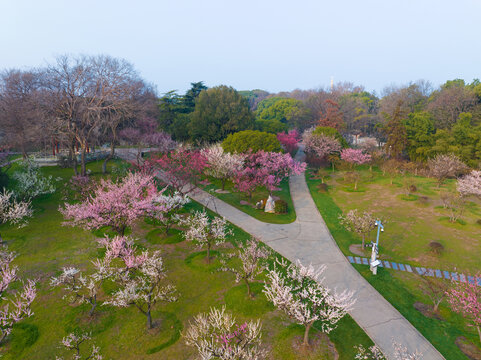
[233,151,306,196]
[277,129,300,155]
[303,129,342,159]
[61,172,165,235]
[340,148,372,166]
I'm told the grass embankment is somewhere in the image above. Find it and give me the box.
[306,167,481,359]
[0,161,371,359]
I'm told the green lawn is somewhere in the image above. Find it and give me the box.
[306,167,481,359]
[200,177,296,224]
[0,161,371,359]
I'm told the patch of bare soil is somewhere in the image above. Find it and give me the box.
[291,333,338,360]
[413,302,444,321]
[349,244,370,257]
[456,337,481,360]
[214,189,230,194]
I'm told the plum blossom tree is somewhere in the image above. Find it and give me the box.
[339,210,376,249]
[99,235,177,329]
[56,332,103,360]
[149,190,190,234]
[0,247,37,343]
[355,340,423,360]
[263,259,355,347]
[0,188,32,243]
[12,161,56,200]
[219,238,270,299]
[428,154,467,186]
[50,267,101,316]
[277,129,300,155]
[457,170,481,198]
[184,306,267,360]
[303,129,342,159]
[60,172,163,235]
[340,148,372,169]
[154,149,207,195]
[447,275,481,342]
[180,210,232,263]
[201,144,245,190]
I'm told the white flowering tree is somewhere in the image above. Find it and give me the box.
[0,188,32,243]
[56,332,103,360]
[150,190,190,234]
[0,247,37,343]
[180,210,232,263]
[12,160,56,199]
[355,340,423,360]
[263,259,355,347]
[219,238,270,299]
[457,170,481,198]
[184,306,267,360]
[50,267,101,317]
[201,144,245,190]
[100,236,177,329]
[339,209,376,249]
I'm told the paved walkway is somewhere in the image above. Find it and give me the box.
[118,147,445,359]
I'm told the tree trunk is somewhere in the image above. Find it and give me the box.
[302,322,314,347]
[477,325,481,344]
[221,178,226,191]
[80,147,87,176]
[354,180,358,190]
[433,302,439,314]
[89,297,97,317]
[245,278,253,299]
[102,140,116,174]
[361,236,365,249]
[70,143,78,176]
[147,310,153,329]
[206,243,211,264]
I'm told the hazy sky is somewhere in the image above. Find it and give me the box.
[1,0,480,96]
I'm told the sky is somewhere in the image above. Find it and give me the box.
[1,0,480,96]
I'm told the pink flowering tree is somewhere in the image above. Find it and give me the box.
[99,235,177,329]
[219,238,270,299]
[154,149,207,196]
[457,170,481,198]
[303,129,342,159]
[149,190,190,234]
[277,129,300,155]
[0,188,33,243]
[447,275,481,342]
[201,144,245,190]
[60,172,163,235]
[180,210,232,263]
[340,148,372,169]
[0,247,37,343]
[184,306,267,360]
[428,154,468,186]
[56,332,103,360]
[50,267,101,317]
[263,259,355,347]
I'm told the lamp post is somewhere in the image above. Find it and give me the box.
[370,220,384,275]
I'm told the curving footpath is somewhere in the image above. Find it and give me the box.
[117,147,444,359]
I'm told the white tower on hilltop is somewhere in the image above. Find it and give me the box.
[330,76,334,91]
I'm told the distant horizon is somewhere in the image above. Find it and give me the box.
[1,0,480,96]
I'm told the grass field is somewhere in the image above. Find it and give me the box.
[0,161,372,359]
[306,166,481,359]
[200,177,296,224]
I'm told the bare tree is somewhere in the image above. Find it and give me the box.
[418,271,448,313]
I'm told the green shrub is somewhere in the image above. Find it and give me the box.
[222,130,282,153]
[254,119,288,134]
[274,199,288,214]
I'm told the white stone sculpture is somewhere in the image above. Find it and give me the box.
[264,195,275,213]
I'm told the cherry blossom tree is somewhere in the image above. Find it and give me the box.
[340,148,372,169]
[184,306,267,360]
[180,210,232,263]
[0,247,37,343]
[149,190,190,234]
[154,149,207,195]
[277,129,300,155]
[428,154,467,186]
[219,238,270,299]
[99,235,177,329]
[263,259,355,347]
[303,129,341,159]
[50,267,101,316]
[61,172,163,235]
[56,332,103,360]
[457,170,481,198]
[339,210,376,249]
[0,188,32,243]
[447,275,481,342]
[201,144,245,190]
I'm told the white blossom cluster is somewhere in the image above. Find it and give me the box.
[0,188,32,227]
[355,340,423,360]
[201,144,245,189]
[184,306,267,360]
[181,210,232,249]
[263,259,356,334]
[12,160,55,199]
[56,332,103,360]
